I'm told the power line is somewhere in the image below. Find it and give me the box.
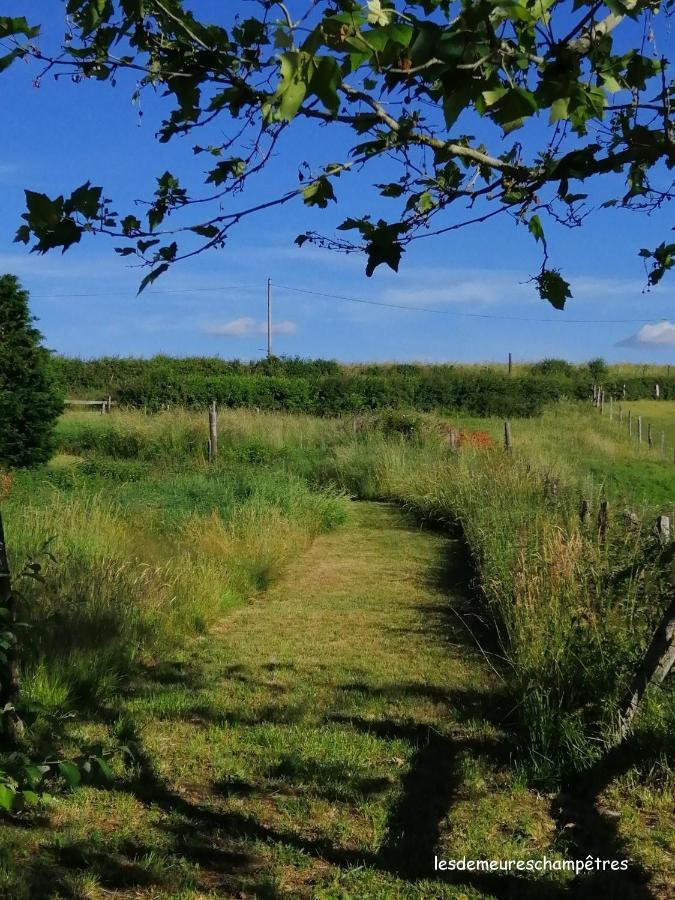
[273,282,665,326]
[30,284,253,299]
[28,279,667,326]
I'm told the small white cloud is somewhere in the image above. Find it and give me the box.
[203,317,297,337]
[617,320,675,347]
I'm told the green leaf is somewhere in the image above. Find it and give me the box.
[121,215,141,234]
[367,0,395,26]
[94,757,113,780]
[549,97,570,123]
[273,26,293,50]
[302,176,336,208]
[0,16,40,39]
[310,57,341,114]
[137,238,159,254]
[190,224,220,239]
[528,215,544,244]
[491,88,538,132]
[268,51,311,122]
[58,761,81,788]
[0,783,15,811]
[66,182,103,218]
[377,182,405,198]
[364,222,406,277]
[206,158,246,186]
[24,191,62,228]
[0,50,21,73]
[138,263,170,294]
[278,80,307,121]
[535,269,572,310]
[482,88,507,107]
[365,240,402,277]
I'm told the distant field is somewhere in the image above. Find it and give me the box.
[435,401,675,509]
[623,400,675,448]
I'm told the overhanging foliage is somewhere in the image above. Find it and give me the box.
[1,1,674,305]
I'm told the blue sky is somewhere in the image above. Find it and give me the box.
[1,2,674,363]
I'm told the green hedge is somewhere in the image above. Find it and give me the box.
[52,356,675,418]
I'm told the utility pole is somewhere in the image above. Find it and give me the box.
[267,277,272,359]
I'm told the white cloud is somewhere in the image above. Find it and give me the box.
[377,267,532,306]
[203,317,297,337]
[617,320,675,347]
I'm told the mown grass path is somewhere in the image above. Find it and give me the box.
[117,501,546,899]
[4,502,658,898]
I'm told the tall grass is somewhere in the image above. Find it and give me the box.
[6,405,674,779]
[6,412,347,711]
[318,409,674,778]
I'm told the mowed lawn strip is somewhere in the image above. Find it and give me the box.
[115,502,565,898]
[0,501,662,898]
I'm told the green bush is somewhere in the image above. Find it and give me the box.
[529,358,574,377]
[50,354,675,418]
[587,357,608,379]
[0,275,64,467]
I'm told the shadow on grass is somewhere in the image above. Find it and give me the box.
[5,504,663,899]
[549,733,672,900]
[8,686,662,898]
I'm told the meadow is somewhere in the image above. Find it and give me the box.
[0,400,672,897]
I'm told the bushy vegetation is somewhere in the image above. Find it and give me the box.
[0,276,63,467]
[325,415,673,778]
[6,412,347,715]
[52,355,675,418]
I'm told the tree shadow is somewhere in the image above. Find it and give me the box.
[549,734,671,900]
[8,680,663,899]
[327,712,567,898]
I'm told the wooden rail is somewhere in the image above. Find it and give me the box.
[65,397,115,413]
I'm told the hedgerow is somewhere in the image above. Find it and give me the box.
[50,356,675,418]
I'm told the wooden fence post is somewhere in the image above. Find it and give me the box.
[0,511,23,740]
[648,423,653,448]
[616,595,675,744]
[628,410,632,436]
[504,420,512,455]
[599,390,605,413]
[609,395,613,421]
[656,515,671,543]
[637,415,643,445]
[598,499,609,543]
[580,499,590,525]
[655,383,660,400]
[208,401,218,462]
[508,352,512,375]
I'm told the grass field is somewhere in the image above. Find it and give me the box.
[0,403,672,897]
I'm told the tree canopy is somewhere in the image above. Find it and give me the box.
[1,1,674,307]
[0,275,64,467]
